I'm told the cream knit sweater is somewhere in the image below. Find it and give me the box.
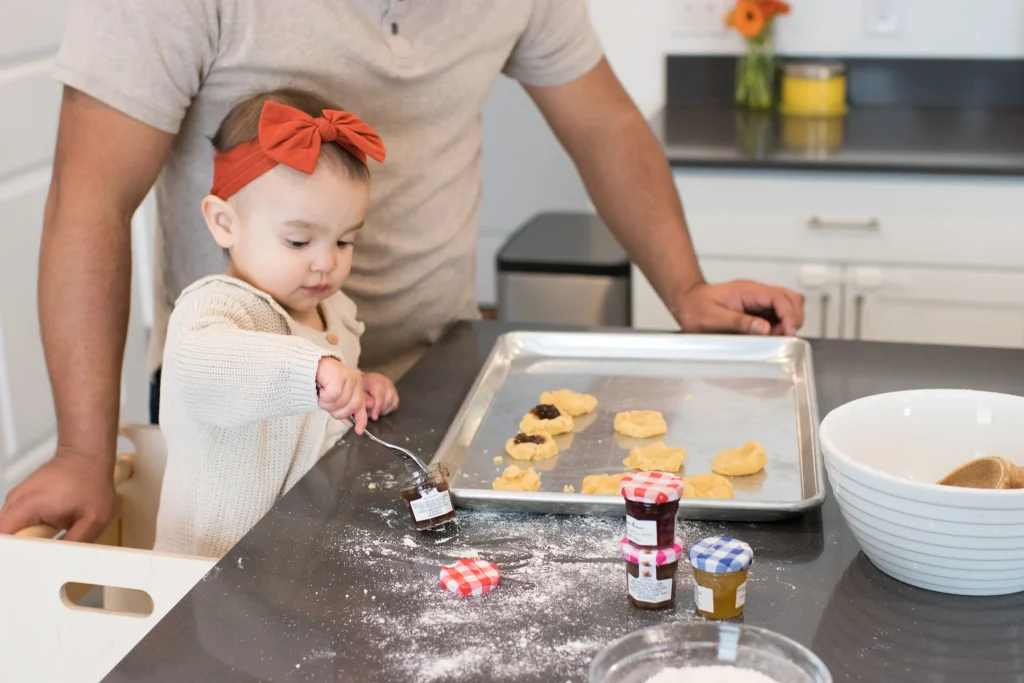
[154,276,363,558]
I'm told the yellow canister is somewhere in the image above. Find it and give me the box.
[780,62,848,117]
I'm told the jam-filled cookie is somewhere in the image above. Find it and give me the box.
[613,410,668,439]
[520,404,574,436]
[539,390,598,417]
[504,431,558,461]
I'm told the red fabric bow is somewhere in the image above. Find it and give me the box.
[211,100,386,200]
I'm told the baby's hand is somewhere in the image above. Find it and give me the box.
[363,372,399,421]
[316,357,367,433]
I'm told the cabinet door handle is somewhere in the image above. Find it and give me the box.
[819,293,830,338]
[807,216,881,232]
[854,294,865,339]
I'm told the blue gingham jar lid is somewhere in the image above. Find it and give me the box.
[688,536,754,573]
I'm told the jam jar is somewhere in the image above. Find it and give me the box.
[620,471,684,549]
[620,537,683,610]
[400,464,456,530]
[689,536,754,620]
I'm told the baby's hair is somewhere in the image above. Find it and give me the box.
[212,88,370,182]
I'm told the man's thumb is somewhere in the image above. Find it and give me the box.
[716,309,770,335]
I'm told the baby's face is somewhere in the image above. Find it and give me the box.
[225,158,370,318]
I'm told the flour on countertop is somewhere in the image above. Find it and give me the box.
[646,666,781,683]
[324,511,717,682]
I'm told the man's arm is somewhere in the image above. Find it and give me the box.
[525,59,804,336]
[0,87,173,542]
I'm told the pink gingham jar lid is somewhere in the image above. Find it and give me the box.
[619,537,684,566]
[439,558,501,596]
[620,471,684,504]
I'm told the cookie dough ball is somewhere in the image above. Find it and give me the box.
[581,472,629,495]
[623,442,686,473]
[520,404,574,436]
[504,431,558,462]
[683,473,735,500]
[540,390,598,417]
[712,441,767,477]
[492,465,541,492]
[613,410,667,439]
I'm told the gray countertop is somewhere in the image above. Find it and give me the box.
[653,105,1024,177]
[103,323,1024,682]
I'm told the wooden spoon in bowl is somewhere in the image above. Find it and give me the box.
[937,456,1024,489]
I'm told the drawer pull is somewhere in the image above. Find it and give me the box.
[807,216,880,231]
[854,294,866,339]
[820,293,829,338]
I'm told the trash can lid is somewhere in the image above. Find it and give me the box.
[497,213,630,277]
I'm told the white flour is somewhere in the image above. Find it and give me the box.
[646,666,781,683]
[328,509,717,681]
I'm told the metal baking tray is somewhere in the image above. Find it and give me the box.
[431,332,825,521]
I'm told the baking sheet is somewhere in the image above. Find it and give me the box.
[431,332,824,521]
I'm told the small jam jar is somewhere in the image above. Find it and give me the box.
[620,537,683,610]
[620,471,684,549]
[400,464,456,531]
[689,536,754,620]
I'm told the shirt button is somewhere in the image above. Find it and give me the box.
[325,332,339,345]
[390,22,398,35]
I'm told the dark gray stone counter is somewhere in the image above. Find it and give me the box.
[654,105,1024,177]
[103,323,1024,682]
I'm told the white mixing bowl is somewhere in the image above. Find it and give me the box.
[819,389,1024,596]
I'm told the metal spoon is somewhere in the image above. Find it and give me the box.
[346,419,429,471]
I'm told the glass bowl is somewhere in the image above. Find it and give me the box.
[589,622,831,683]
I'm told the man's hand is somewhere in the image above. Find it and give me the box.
[317,358,367,433]
[0,448,115,541]
[674,280,805,337]
[363,373,399,421]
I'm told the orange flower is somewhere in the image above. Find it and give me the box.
[730,0,766,38]
[759,0,791,19]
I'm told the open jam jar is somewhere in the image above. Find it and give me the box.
[400,464,456,531]
[619,471,684,549]
[620,537,683,610]
[689,536,754,620]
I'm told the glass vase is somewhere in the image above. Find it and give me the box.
[735,25,777,110]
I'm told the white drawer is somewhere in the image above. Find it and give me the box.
[675,170,1024,270]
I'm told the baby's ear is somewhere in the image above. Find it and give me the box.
[201,195,238,249]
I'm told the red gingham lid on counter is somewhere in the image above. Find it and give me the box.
[440,558,501,596]
[620,471,684,504]
[620,537,684,566]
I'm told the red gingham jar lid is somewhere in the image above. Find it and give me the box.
[620,471,684,504]
[439,558,501,596]
[619,537,684,565]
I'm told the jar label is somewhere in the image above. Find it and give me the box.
[409,488,453,522]
[627,572,672,604]
[736,581,747,609]
[694,583,714,613]
[625,515,657,546]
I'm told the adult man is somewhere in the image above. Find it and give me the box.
[0,0,803,542]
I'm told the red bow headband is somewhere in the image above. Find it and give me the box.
[211,100,386,200]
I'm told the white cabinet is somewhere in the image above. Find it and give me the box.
[631,169,1024,350]
[846,265,1024,348]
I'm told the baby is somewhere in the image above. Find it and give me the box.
[154,89,397,557]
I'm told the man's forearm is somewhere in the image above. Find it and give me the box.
[38,188,131,468]
[566,107,704,317]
